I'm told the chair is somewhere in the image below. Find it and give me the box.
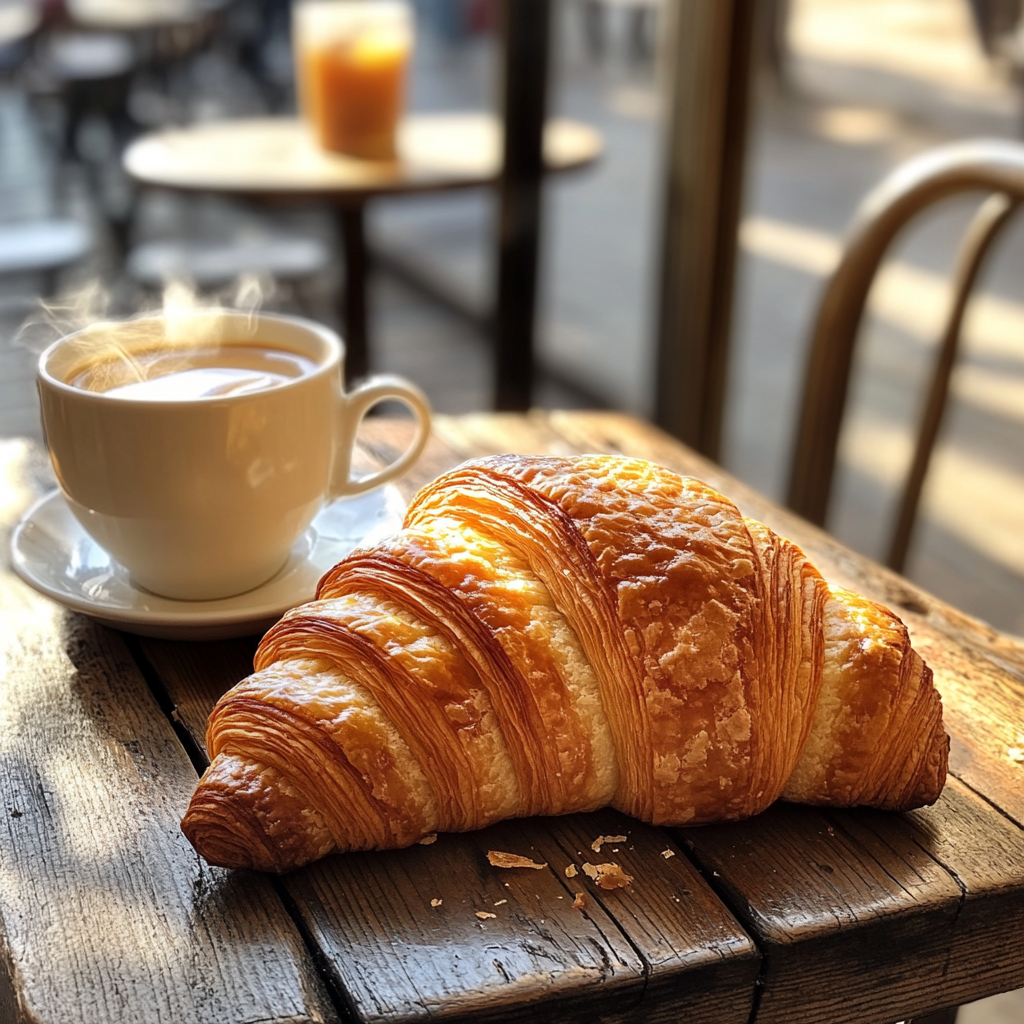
[786,139,1024,575]
[787,139,1024,1024]
[0,218,92,293]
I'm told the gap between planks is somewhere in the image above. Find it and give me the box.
[125,635,357,1024]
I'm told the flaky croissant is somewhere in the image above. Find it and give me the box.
[182,455,948,872]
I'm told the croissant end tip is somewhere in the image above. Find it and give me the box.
[181,800,283,872]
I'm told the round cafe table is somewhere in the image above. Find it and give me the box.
[65,0,199,31]
[123,112,603,381]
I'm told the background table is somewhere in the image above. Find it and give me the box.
[2,411,1023,1024]
[123,115,603,381]
[65,0,203,31]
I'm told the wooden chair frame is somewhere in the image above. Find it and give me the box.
[786,140,1024,573]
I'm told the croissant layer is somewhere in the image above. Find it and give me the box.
[181,455,949,872]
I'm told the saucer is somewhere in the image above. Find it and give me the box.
[10,486,406,640]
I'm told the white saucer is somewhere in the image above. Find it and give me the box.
[10,487,406,640]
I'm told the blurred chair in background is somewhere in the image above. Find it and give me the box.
[0,216,91,293]
[41,30,136,158]
[0,85,92,298]
[787,139,1024,575]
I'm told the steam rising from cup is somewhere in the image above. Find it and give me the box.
[14,273,278,392]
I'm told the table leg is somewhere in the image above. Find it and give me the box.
[337,204,369,383]
[493,0,552,411]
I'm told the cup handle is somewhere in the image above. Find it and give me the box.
[332,374,431,497]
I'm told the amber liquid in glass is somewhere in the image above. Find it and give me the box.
[300,33,409,160]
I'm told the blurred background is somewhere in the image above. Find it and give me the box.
[2,1,1024,677]
[2,3,1023,1016]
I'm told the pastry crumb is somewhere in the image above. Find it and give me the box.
[572,892,586,910]
[418,834,438,845]
[661,848,676,859]
[430,898,442,907]
[565,864,578,878]
[494,899,507,906]
[591,834,627,853]
[1009,747,1024,764]
[582,861,633,890]
[487,850,547,869]
[475,911,497,920]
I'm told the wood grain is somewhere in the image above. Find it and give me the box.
[544,811,759,1024]
[284,811,757,1024]
[288,818,649,1024]
[140,639,760,1024]
[678,777,1024,1023]
[0,441,339,1024]
[681,803,958,1024]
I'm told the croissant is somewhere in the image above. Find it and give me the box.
[182,455,949,872]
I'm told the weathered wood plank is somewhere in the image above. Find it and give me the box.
[544,811,760,1024]
[140,638,760,1024]
[140,635,259,752]
[862,778,1024,1014]
[286,811,758,1024]
[679,803,959,1024]
[905,625,1024,830]
[288,817,649,1024]
[677,777,1024,1024]
[0,440,339,1024]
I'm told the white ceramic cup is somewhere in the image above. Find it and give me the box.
[37,310,430,601]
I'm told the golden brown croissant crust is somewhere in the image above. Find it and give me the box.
[182,455,949,872]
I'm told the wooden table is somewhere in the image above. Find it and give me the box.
[3,411,1024,1024]
[123,115,603,382]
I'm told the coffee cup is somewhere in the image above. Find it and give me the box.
[37,310,430,601]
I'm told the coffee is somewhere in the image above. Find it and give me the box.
[40,310,430,599]
[68,344,318,401]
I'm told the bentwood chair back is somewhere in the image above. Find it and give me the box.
[786,139,1024,573]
